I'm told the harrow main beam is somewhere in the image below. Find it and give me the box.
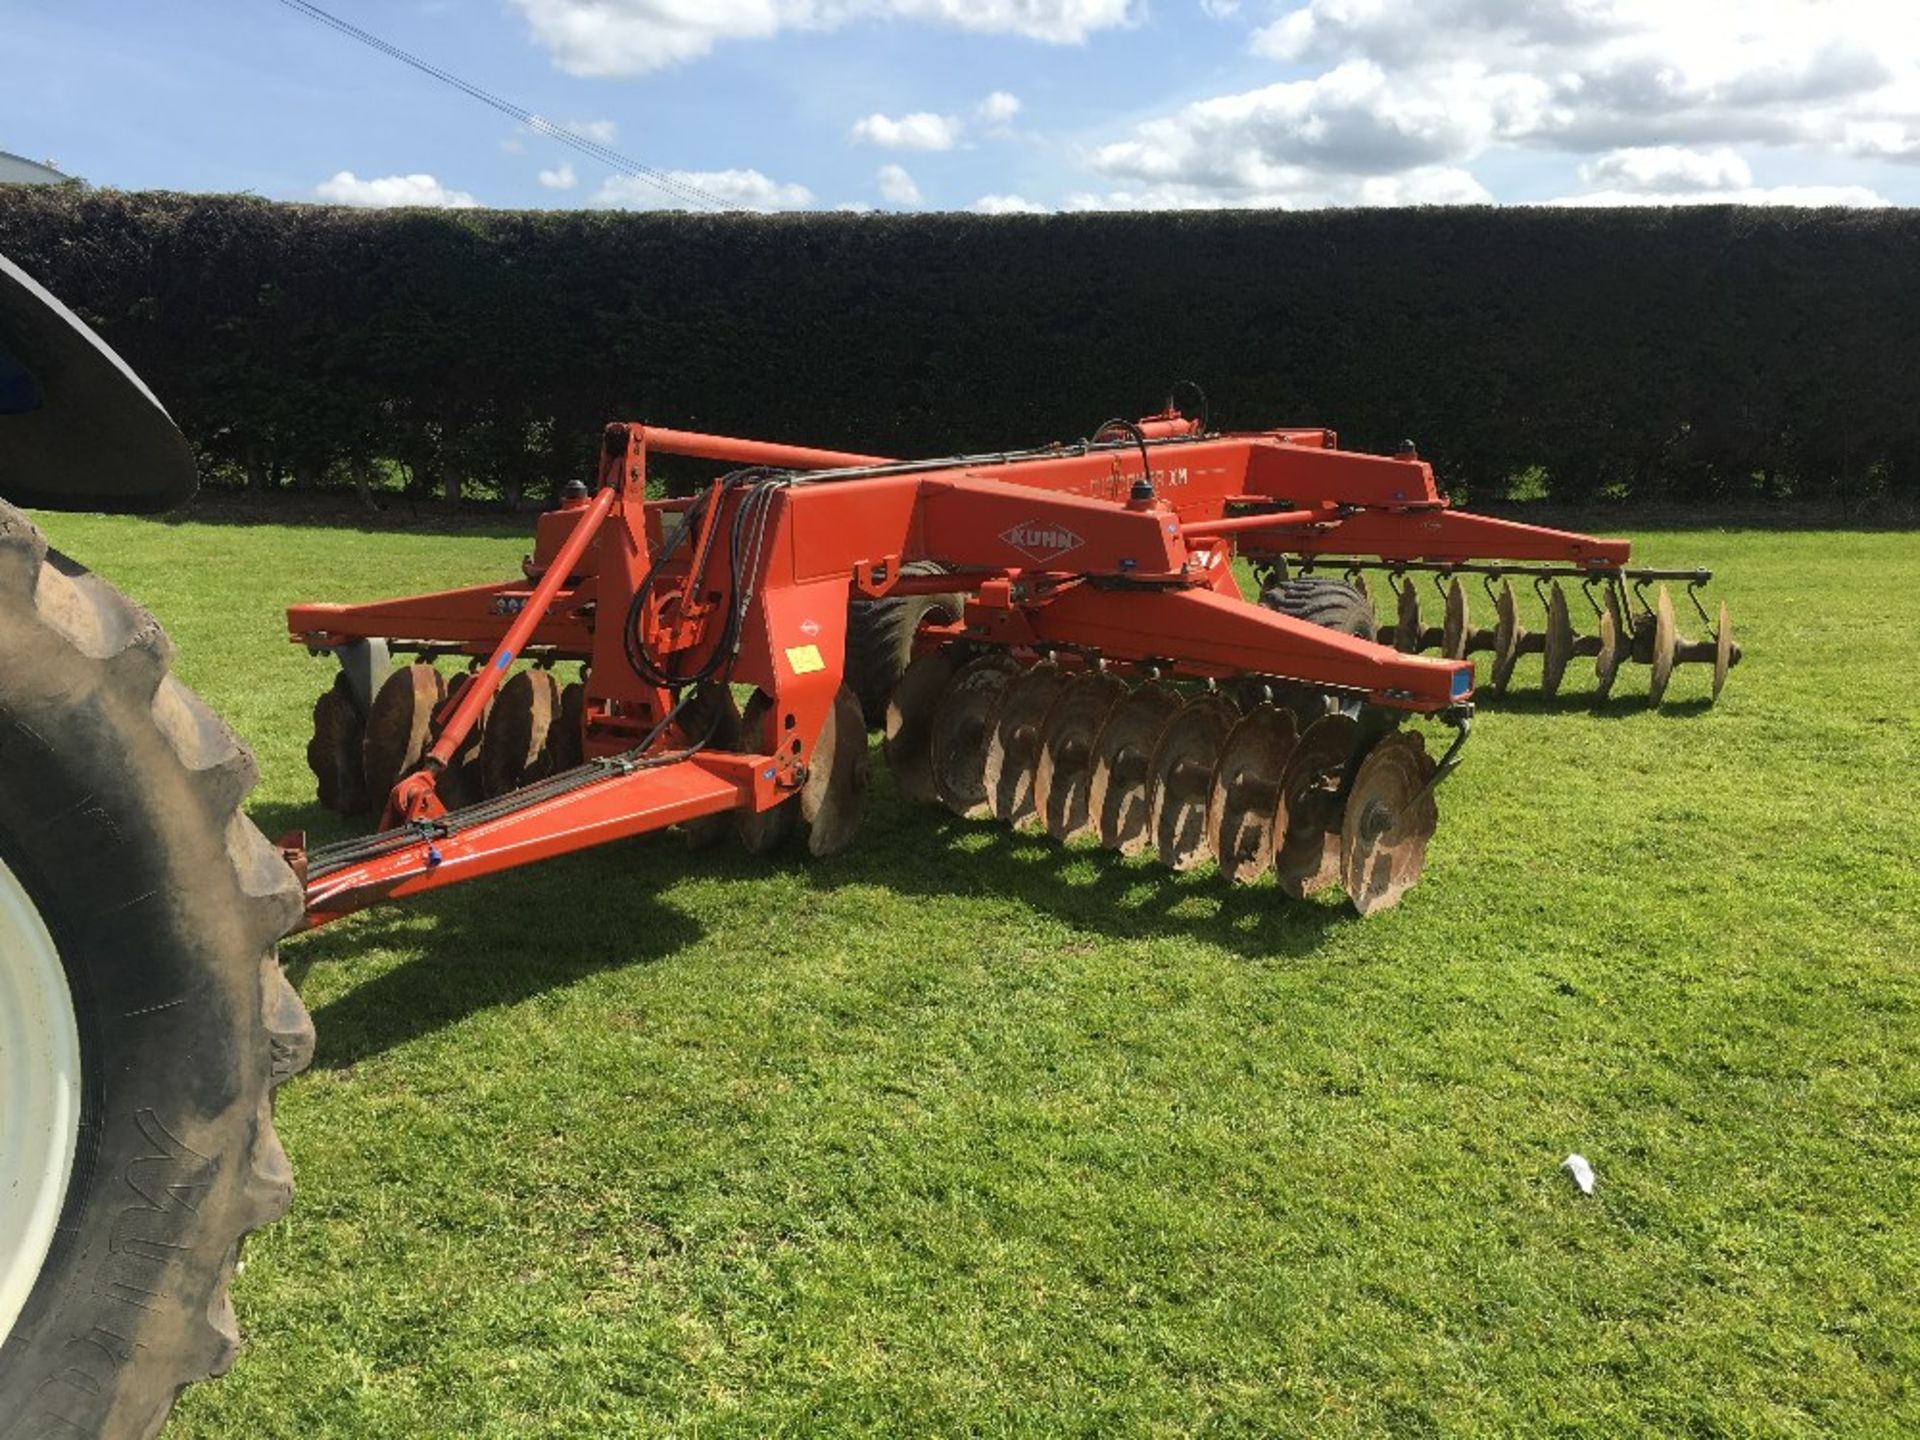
[1245,507,1633,568]
[995,585,1470,709]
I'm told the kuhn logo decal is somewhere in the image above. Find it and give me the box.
[1000,520,1084,563]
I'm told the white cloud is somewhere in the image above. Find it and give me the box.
[973,193,1048,213]
[316,171,478,208]
[1544,184,1890,206]
[1068,164,1491,210]
[538,162,579,190]
[563,118,620,143]
[849,111,963,150]
[1579,145,1751,191]
[1078,0,1920,208]
[893,0,1130,43]
[591,168,815,210]
[1245,0,1908,153]
[508,0,1133,76]
[977,90,1022,129]
[1844,120,1920,161]
[876,163,921,204]
[1090,62,1520,188]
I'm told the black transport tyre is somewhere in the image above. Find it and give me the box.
[1258,575,1377,641]
[1258,575,1376,725]
[845,562,965,729]
[0,502,312,1440]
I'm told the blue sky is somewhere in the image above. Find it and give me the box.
[4,0,1917,213]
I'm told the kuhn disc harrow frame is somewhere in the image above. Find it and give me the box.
[284,410,1737,927]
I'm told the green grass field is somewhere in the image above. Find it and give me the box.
[30,511,1920,1439]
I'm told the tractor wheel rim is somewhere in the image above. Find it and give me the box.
[0,853,82,1339]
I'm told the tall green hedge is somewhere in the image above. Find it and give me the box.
[2,188,1915,507]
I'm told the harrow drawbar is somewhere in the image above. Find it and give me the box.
[282,405,1740,932]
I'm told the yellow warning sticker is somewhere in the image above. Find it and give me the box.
[785,644,826,675]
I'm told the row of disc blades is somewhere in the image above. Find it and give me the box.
[305,657,877,863]
[1362,574,1737,705]
[883,648,1442,915]
[307,662,583,817]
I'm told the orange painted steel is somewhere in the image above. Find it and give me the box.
[289,410,1646,929]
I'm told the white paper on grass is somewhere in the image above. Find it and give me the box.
[1561,1154,1596,1194]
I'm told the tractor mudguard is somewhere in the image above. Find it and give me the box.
[0,250,197,513]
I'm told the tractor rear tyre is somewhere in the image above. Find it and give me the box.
[846,562,965,729]
[0,503,312,1440]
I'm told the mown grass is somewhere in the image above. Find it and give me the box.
[31,512,1920,1438]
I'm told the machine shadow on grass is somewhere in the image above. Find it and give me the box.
[1484,688,1717,719]
[156,492,532,540]
[817,798,1351,962]
[263,752,1345,1068]
[275,841,703,1071]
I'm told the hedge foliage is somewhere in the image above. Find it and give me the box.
[2,188,1915,507]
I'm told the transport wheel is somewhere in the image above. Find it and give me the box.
[846,562,966,729]
[1259,575,1377,642]
[1259,576,1375,724]
[0,502,312,1439]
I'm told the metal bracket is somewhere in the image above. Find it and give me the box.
[1411,708,1472,807]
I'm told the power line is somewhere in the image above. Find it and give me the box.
[271,0,731,211]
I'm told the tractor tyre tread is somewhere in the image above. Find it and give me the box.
[0,500,312,1440]
[1258,576,1377,641]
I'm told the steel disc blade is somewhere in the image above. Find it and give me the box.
[1490,579,1523,693]
[1394,582,1421,654]
[1593,606,1623,702]
[1540,584,1573,698]
[1272,712,1359,898]
[435,670,494,809]
[1088,684,1183,855]
[363,663,445,804]
[552,682,586,772]
[480,668,561,798]
[1442,577,1469,659]
[735,691,798,854]
[1649,586,1677,706]
[1713,601,1734,701]
[1339,730,1439,917]
[983,662,1071,827]
[884,647,963,806]
[929,652,1020,818]
[801,685,870,856]
[1205,704,1298,884]
[1033,672,1129,843]
[1147,694,1237,871]
[308,677,369,815]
